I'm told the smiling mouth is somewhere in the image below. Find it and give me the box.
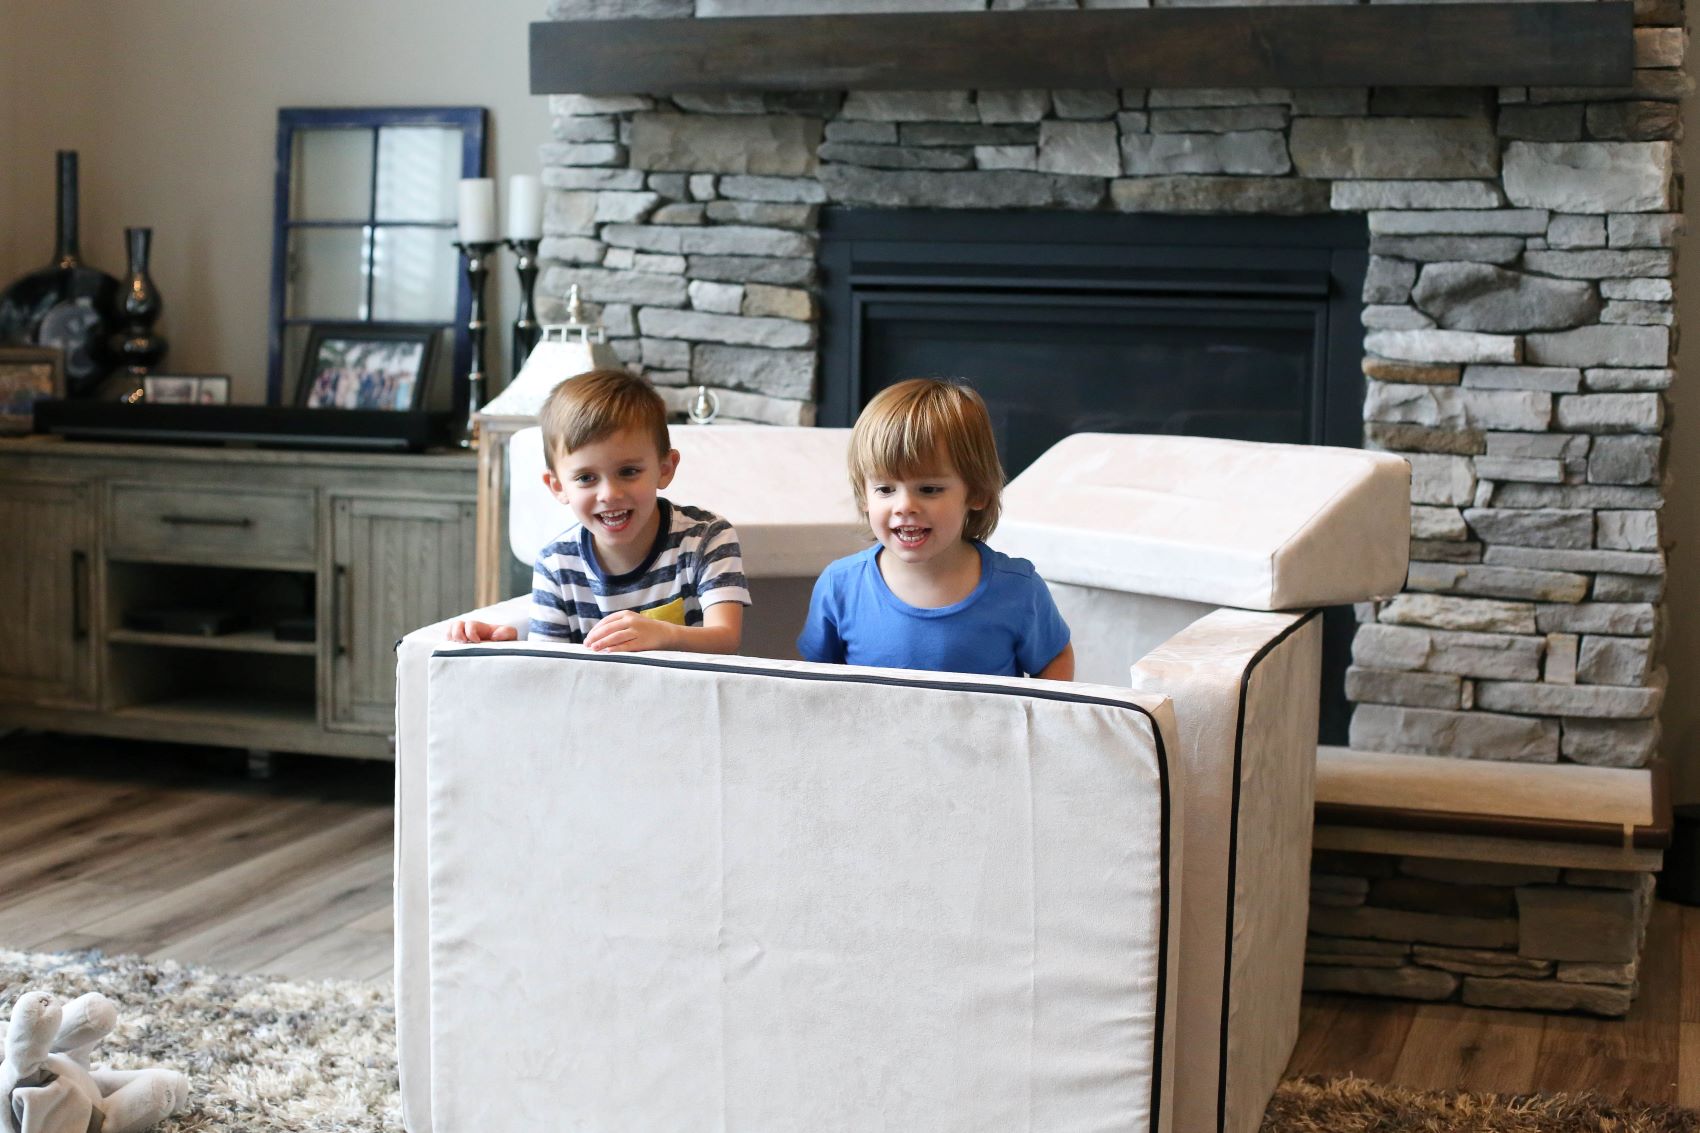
[892,525,930,548]
[597,510,634,533]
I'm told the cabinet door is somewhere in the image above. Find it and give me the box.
[0,480,95,707]
[328,494,475,733]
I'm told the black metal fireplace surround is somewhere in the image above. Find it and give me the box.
[818,208,1369,741]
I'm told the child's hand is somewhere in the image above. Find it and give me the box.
[584,610,677,653]
[448,619,518,643]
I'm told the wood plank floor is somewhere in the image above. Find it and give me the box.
[0,732,1692,1105]
[0,733,395,982]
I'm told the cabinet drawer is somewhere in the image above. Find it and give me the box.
[108,484,316,564]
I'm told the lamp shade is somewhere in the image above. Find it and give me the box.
[478,324,622,421]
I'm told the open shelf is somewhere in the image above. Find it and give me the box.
[114,690,317,732]
[104,623,317,738]
[107,627,317,656]
[107,560,316,662]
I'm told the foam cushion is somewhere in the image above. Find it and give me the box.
[1129,609,1322,1133]
[997,434,1411,611]
[423,644,1181,1133]
[508,425,866,578]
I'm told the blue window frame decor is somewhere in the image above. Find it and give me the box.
[267,106,487,412]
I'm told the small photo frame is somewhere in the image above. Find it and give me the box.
[194,375,230,404]
[143,375,197,404]
[0,346,64,434]
[296,322,437,411]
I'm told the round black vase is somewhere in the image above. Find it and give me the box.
[0,151,121,396]
[110,226,167,377]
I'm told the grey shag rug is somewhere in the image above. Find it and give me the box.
[3,948,1695,1132]
[0,948,395,1132]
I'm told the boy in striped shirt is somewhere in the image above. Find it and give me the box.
[449,369,750,652]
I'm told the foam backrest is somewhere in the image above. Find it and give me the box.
[423,645,1182,1133]
[508,425,866,578]
[996,433,1411,611]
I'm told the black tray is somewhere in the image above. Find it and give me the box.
[32,401,451,453]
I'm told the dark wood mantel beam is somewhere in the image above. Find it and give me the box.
[530,4,1632,96]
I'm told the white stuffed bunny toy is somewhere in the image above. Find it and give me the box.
[0,991,190,1133]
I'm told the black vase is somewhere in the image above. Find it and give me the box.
[0,151,120,396]
[110,227,167,377]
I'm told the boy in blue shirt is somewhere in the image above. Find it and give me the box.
[798,378,1073,680]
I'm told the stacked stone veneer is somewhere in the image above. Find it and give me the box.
[539,0,1687,1013]
[1306,850,1655,1015]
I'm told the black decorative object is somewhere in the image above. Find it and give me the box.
[451,240,499,449]
[110,226,168,380]
[507,237,542,378]
[0,151,120,396]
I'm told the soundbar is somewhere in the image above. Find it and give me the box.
[33,401,451,452]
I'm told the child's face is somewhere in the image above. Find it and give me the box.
[862,454,984,569]
[545,427,679,559]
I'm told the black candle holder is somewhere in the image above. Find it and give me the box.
[451,239,501,449]
[507,237,542,379]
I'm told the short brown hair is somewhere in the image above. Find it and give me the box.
[848,378,1005,542]
[537,368,670,469]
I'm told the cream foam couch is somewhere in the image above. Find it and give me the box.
[395,427,1409,1133]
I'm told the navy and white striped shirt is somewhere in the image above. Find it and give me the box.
[528,500,751,644]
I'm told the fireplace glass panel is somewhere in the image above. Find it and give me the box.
[861,295,1319,477]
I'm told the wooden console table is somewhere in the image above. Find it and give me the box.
[0,437,476,760]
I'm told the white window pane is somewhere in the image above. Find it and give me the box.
[291,129,373,221]
[376,127,461,222]
[288,227,368,320]
[372,227,457,322]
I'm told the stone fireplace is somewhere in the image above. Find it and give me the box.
[531,0,1682,1014]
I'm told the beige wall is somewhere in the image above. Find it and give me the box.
[3,1,109,283]
[0,1,18,272]
[0,0,551,402]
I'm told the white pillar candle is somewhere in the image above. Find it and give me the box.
[507,174,544,241]
[457,178,497,244]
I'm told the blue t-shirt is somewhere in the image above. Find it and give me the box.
[797,541,1071,678]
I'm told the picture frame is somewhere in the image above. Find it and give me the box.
[0,346,65,434]
[195,375,231,404]
[142,373,232,405]
[296,322,438,412]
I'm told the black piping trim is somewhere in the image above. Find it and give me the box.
[1214,609,1320,1133]
[437,645,1173,1133]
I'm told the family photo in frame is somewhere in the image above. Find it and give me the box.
[297,323,436,412]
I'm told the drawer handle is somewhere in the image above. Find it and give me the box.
[335,564,353,657]
[71,550,89,641]
[159,514,253,529]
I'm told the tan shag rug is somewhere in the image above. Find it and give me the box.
[1266,1074,1700,1132]
[2,947,1693,1131]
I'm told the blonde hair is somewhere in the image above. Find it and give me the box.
[537,368,670,469]
[848,378,1005,542]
